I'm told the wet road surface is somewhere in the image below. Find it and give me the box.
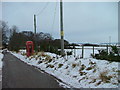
[2,52,63,88]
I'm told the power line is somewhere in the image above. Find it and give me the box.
[34,2,49,33]
[36,2,49,16]
[51,2,58,34]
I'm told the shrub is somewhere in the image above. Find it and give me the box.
[92,46,120,62]
[58,64,63,68]
[111,46,119,55]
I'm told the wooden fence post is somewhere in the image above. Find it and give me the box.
[82,46,84,58]
[74,45,76,57]
[106,45,108,55]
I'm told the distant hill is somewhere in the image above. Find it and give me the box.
[75,42,118,46]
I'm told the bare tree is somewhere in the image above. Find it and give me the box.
[0,21,9,48]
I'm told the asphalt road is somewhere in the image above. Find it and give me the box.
[2,52,63,88]
[0,69,2,90]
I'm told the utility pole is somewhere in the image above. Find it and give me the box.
[82,45,84,58]
[34,14,37,34]
[34,14,37,51]
[60,0,64,56]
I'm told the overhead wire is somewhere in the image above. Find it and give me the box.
[35,1,58,37]
[51,2,58,36]
[36,2,49,16]
[35,2,49,33]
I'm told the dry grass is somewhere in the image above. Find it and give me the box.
[46,64,54,68]
[86,67,93,70]
[99,70,112,83]
[79,64,86,71]
[79,71,87,76]
[45,55,51,61]
[89,79,96,83]
[95,81,102,86]
[36,51,46,57]
[72,63,77,68]
[21,52,26,56]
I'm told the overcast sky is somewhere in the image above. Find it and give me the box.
[2,2,118,43]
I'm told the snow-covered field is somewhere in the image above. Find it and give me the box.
[12,48,120,88]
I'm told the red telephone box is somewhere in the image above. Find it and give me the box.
[26,41,34,57]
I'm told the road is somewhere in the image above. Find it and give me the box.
[0,69,2,90]
[2,52,63,88]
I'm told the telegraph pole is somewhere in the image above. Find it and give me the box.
[34,14,37,51]
[34,14,36,34]
[60,0,64,56]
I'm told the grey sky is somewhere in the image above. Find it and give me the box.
[2,2,118,43]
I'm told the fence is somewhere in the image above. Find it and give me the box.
[66,45,119,58]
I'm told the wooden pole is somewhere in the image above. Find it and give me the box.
[107,45,108,54]
[74,45,76,57]
[34,14,36,34]
[60,0,64,56]
[34,14,37,51]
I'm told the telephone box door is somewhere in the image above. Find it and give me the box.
[26,41,34,57]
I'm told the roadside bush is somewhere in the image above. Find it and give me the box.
[92,46,120,62]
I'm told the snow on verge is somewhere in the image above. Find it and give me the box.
[12,50,120,88]
[0,50,3,69]
[0,50,3,82]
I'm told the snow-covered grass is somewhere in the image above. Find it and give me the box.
[0,50,3,82]
[0,50,3,69]
[12,48,120,88]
